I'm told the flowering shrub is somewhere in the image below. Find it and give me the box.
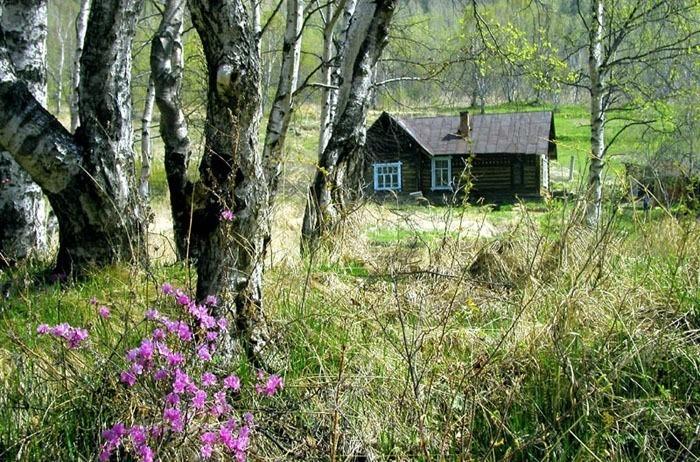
[36,283,284,462]
[36,323,89,349]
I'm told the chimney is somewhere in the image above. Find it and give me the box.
[458,111,471,137]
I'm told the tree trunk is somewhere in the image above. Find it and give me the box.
[70,0,90,133]
[586,0,605,227]
[0,0,50,265]
[318,0,357,156]
[140,75,155,201]
[0,0,146,276]
[188,0,268,359]
[301,0,398,253]
[151,0,192,261]
[262,0,304,194]
[55,19,65,115]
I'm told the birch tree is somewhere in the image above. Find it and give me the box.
[0,0,146,274]
[150,0,192,261]
[70,0,90,133]
[579,0,700,226]
[186,0,269,357]
[301,0,398,252]
[318,0,357,156]
[0,0,50,265]
[262,0,304,194]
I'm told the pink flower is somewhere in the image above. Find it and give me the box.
[173,369,192,394]
[161,283,174,295]
[201,372,217,387]
[166,351,184,367]
[153,369,169,381]
[175,290,190,306]
[152,328,165,341]
[256,373,284,396]
[163,407,183,431]
[145,309,160,321]
[223,374,241,391]
[129,426,147,446]
[120,370,137,387]
[192,389,207,409]
[217,318,229,331]
[102,422,126,444]
[36,324,50,334]
[138,445,154,462]
[197,344,212,362]
[206,331,219,341]
[201,444,214,459]
[90,296,98,306]
[220,209,234,221]
[201,431,218,444]
[98,306,110,318]
[205,295,218,306]
[176,322,193,342]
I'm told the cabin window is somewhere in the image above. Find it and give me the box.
[511,159,524,187]
[373,162,402,191]
[431,157,452,190]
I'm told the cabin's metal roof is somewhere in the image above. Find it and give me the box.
[388,111,556,157]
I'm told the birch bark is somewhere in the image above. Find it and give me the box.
[0,0,146,274]
[302,0,398,252]
[262,0,304,193]
[188,0,269,358]
[140,76,155,201]
[586,0,605,227]
[150,0,192,261]
[0,0,49,265]
[69,0,90,133]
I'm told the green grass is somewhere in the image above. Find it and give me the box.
[2,102,699,460]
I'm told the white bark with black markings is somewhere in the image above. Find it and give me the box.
[188,0,269,359]
[262,0,304,192]
[0,0,50,264]
[302,0,398,252]
[318,0,357,156]
[586,0,605,227]
[69,0,90,133]
[150,0,192,261]
[0,0,146,274]
[140,75,155,201]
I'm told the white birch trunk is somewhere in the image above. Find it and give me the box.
[586,0,605,227]
[151,0,192,261]
[139,75,155,200]
[0,0,146,275]
[69,0,90,133]
[188,0,268,360]
[318,0,357,156]
[0,0,50,264]
[333,0,373,121]
[302,0,398,252]
[262,0,304,191]
[55,19,65,115]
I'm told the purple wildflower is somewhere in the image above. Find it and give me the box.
[223,374,241,391]
[201,372,217,388]
[197,344,212,362]
[120,370,137,387]
[220,209,234,221]
[98,306,110,318]
[256,373,284,396]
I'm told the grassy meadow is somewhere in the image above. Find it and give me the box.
[1,103,699,461]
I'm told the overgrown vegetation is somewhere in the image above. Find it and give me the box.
[2,193,699,460]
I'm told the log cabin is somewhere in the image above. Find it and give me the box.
[364,110,557,203]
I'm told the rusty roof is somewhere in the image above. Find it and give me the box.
[387,111,556,157]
